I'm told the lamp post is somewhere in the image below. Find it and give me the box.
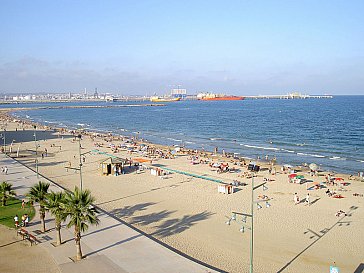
[66,134,90,190]
[0,133,5,154]
[226,174,270,273]
[78,134,83,190]
[1,122,6,154]
[33,125,39,178]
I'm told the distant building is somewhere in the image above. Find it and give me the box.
[171,88,187,98]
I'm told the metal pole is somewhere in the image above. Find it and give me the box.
[34,126,39,178]
[2,133,5,154]
[78,135,83,190]
[250,176,254,273]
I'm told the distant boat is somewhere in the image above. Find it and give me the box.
[150,96,181,102]
[197,93,244,101]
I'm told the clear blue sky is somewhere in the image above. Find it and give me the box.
[1,0,363,95]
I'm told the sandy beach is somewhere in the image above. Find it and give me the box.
[1,109,364,273]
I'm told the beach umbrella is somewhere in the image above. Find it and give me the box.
[296,175,305,179]
[309,163,318,171]
[335,177,344,181]
[284,164,293,168]
[288,174,297,178]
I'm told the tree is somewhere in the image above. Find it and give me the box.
[64,187,99,260]
[27,181,50,232]
[45,191,67,246]
[0,181,16,206]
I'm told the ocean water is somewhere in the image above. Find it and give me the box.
[9,96,364,174]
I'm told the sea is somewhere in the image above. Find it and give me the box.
[6,95,364,175]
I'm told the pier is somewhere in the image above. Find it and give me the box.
[244,93,333,100]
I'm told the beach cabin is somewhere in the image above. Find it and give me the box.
[100,157,127,176]
[218,184,234,194]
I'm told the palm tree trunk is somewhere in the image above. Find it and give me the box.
[75,229,82,260]
[40,208,46,232]
[56,221,62,246]
[2,197,5,206]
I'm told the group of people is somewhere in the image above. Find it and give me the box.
[294,192,310,206]
[1,166,8,174]
[14,214,29,228]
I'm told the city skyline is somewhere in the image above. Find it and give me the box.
[1,1,364,95]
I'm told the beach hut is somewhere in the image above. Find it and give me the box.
[100,157,128,176]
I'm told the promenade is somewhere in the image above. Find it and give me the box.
[0,153,219,273]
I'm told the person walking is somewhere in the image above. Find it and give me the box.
[21,199,25,209]
[305,193,310,206]
[14,215,19,228]
[294,193,300,205]
[24,214,29,227]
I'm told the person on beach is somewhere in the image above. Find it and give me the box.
[294,193,300,205]
[21,199,25,209]
[4,166,8,175]
[305,193,310,206]
[25,214,29,227]
[14,215,19,228]
[21,214,26,227]
[335,210,347,217]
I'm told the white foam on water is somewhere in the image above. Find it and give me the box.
[167,138,182,142]
[329,156,346,160]
[242,144,279,151]
[297,153,325,158]
[282,149,295,153]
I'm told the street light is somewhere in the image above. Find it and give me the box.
[33,125,39,178]
[77,134,83,190]
[0,133,5,154]
[66,134,91,190]
[226,173,270,273]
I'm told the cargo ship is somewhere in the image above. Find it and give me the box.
[197,93,245,101]
[150,96,181,102]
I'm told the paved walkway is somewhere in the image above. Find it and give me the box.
[1,154,220,273]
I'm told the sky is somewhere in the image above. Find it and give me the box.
[1,0,364,95]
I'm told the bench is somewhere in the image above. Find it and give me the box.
[17,228,28,240]
[26,234,39,246]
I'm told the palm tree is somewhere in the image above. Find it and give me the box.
[64,187,99,260]
[45,191,67,246]
[27,181,50,232]
[0,181,16,206]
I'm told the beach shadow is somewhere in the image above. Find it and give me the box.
[277,205,359,272]
[62,222,124,243]
[233,187,243,193]
[152,210,214,238]
[311,198,320,205]
[130,210,176,226]
[85,233,143,257]
[354,263,364,273]
[30,217,54,227]
[37,161,67,167]
[0,239,24,248]
[12,185,26,190]
[96,179,194,206]
[110,202,156,218]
